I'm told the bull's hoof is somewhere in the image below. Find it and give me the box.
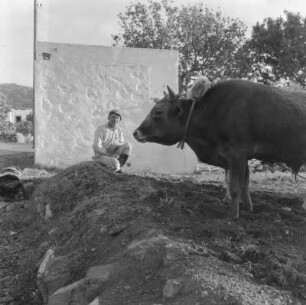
[222,195,231,205]
[226,212,239,221]
[229,210,240,220]
[241,201,253,213]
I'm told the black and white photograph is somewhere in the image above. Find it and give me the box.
[1,0,306,304]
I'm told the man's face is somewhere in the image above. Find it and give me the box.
[108,114,121,128]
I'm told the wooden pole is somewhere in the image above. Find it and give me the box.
[32,0,37,149]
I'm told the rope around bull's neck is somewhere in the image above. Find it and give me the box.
[177,98,197,150]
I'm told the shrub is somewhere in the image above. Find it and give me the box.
[15,120,33,136]
[0,121,17,142]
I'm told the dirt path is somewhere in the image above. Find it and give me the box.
[0,143,34,155]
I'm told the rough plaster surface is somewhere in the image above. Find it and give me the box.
[35,42,197,172]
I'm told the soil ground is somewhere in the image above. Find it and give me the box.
[0,143,34,169]
[0,146,306,305]
[0,143,34,155]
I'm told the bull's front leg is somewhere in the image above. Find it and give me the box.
[229,156,248,219]
[223,167,253,213]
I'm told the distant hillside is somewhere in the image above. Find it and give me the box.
[0,83,33,110]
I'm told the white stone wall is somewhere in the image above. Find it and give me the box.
[35,42,197,172]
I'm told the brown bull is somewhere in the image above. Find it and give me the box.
[133,79,306,219]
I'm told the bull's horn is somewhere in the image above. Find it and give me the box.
[163,91,168,97]
[167,86,176,98]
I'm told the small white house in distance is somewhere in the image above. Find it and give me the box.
[7,109,32,124]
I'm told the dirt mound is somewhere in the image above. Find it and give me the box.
[1,161,306,304]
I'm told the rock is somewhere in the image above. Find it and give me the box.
[163,278,183,298]
[25,133,33,143]
[37,249,55,304]
[88,298,100,305]
[200,291,209,298]
[48,278,88,305]
[256,164,264,171]
[187,244,211,257]
[16,133,25,143]
[0,201,8,210]
[0,275,14,289]
[281,207,292,212]
[86,263,119,283]
[45,204,53,220]
[108,223,129,236]
[220,250,243,264]
[284,267,298,283]
[163,248,185,266]
[23,181,35,195]
[100,226,107,234]
[22,201,31,209]
[47,263,120,305]
[269,271,287,286]
[302,198,306,210]
[5,203,18,212]
[48,228,60,240]
[37,251,74,304]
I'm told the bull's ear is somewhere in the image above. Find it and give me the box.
[171,104,183,118]
[167,86,176,99]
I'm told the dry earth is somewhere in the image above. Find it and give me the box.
[0,159,306,305]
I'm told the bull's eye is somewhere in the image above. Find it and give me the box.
[152,110,163,120]
[154,110,163,116]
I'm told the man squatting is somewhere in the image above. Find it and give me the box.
[93,110,132,173]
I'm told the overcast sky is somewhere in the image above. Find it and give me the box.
[1,0,306,87]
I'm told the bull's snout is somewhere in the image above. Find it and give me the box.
[133,129,139,139]
[133,129,146,143]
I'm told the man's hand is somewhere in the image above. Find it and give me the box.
[112,154,120,159]
[97,151,108,157]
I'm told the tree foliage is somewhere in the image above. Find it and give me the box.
[0,95,16,142]
[113,2,306,90]
[247,11,306,86]
[26,112,33,122]
[0,95,10,122]
[112,0,247,92]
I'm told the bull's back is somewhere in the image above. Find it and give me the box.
[200,80,306,168]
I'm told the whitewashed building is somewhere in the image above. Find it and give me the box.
[7,108,32,124]
[35,42,198,173]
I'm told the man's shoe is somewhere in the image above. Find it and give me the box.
[116,169,124,174]
[118,154,129,167]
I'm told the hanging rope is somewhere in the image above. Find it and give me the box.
[177,98,197,150]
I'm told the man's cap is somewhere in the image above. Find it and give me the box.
[108,109,122,120]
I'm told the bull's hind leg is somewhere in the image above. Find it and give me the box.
[229,157,247,219]
[223,169,231,204]
[241,165,253,212]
